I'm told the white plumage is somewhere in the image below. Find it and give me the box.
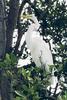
[24,14,61,93]
[25,14,53,72]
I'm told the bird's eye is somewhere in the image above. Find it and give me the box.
[30,19,35,23]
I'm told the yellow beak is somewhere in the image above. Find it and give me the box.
[20,14,32,19]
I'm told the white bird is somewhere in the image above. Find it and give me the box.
[22,14,61,94]
[24,14,53,72]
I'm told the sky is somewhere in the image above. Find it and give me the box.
[60,0,67,4]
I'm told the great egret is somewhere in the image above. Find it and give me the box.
[21,14,63,95]
[22,14,53,72]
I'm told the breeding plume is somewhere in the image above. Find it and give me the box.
[24,14,53,72]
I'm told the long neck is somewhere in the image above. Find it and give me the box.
[34,19,40,30]
[25,24,34,49]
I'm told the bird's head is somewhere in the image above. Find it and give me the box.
[21,14,40,30]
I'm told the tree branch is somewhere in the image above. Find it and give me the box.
[14,0,27,54]
[14,0,41,55]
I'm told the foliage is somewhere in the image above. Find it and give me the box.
[0,53,18,78]
[12,65,66,100]
[0,53,17,69]
[0,0,67,100]
[58,91,67,100]
[12,66,53,100]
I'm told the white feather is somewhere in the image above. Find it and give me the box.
[25,15,53,72]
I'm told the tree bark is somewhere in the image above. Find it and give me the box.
[0,0,6,59]
[0,1,19,100]
[0,0,18,100]
[1,71,12,100]
[0,0,9,100]
[14,0,27,54]
[6,0,19,53]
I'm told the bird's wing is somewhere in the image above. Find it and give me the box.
[30,35,53,69]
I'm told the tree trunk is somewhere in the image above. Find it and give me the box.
[6,0,19,53]
[0,0,12,100]
[0,0,6,59]
[0,0,19,100]
[1,71,12,100]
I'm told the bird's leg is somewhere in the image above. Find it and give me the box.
[39,50,43,66]
[43,37,51,51]
[39,51,50,72]
[39,50,46,70]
